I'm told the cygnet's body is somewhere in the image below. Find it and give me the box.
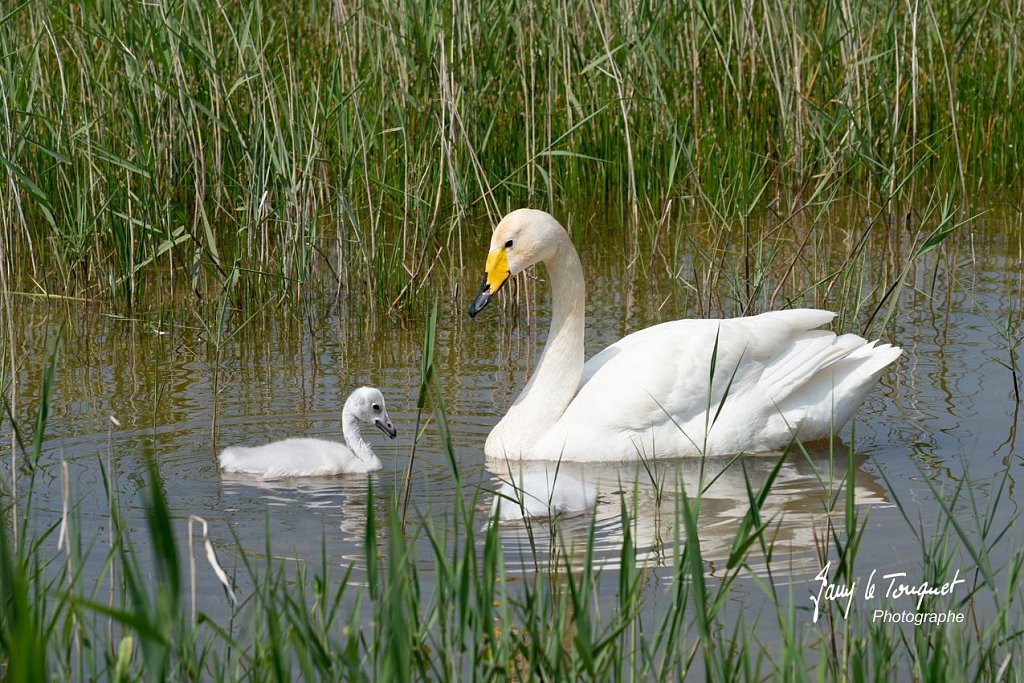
[218,387,397,479]
[491,471,597,520]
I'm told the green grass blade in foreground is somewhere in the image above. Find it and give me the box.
[28,333,61,470]
[0,503,48,683]
[403,300,440,525]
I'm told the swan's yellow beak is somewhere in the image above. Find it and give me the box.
[468,247,509,317]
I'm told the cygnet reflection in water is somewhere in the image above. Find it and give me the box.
[219,472,381,543]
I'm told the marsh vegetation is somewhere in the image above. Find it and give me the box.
[1,0,1022,680]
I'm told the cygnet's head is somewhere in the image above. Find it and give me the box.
[468,209,567,317]
[345,387,397,438]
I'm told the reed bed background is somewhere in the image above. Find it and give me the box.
[0,0,1020,307]
[1,0,1022,680]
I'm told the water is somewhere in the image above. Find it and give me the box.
[4,211,1022,644]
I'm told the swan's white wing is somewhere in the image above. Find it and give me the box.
[537,309,896,460]
[219,438,369,478]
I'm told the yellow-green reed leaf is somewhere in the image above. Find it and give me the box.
[89,145,151,179]
[0,1,29,26]
[916,212,979,259]
[536,150,609,164]
[1,154,50,203]
[131,226,192,275]
[200,210,223,269]
[113,636,133,683]
[23,136,70,164]
[580,42,631,75]
[64,596,167,645]
[29,334,61,469]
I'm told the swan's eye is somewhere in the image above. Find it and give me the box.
[504,239,514,249]
[372,404,380,412]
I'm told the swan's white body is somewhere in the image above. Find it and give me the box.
[469,209,901,462]
[219,438,382,478]
[491,471,596,520]
[218,387,397,479]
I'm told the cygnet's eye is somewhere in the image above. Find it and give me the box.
[504,239,514,249]
[372,404,380,412]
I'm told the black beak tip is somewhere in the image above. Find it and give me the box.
[469,279,492,318]
[376,419,397,439]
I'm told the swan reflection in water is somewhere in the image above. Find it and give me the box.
[486,441,890,577]
[217,440,889,579]
[490,470,597,521]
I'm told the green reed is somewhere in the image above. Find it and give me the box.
[0,0,1017,307]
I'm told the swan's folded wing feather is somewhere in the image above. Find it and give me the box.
[541,309,843,459]
[575,308,838,415]
[756,331,866,400]
[769,341,902,432]
[579,309,836,389]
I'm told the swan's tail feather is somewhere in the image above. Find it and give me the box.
[774,341,902,437]
[757,331,867,402]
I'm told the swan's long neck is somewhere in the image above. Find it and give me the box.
[342,410,375,462]
[494,235,585,455]
[521,240,586,406]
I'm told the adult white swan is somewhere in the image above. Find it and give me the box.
[218,387,397,478]
[468,209,901,461]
